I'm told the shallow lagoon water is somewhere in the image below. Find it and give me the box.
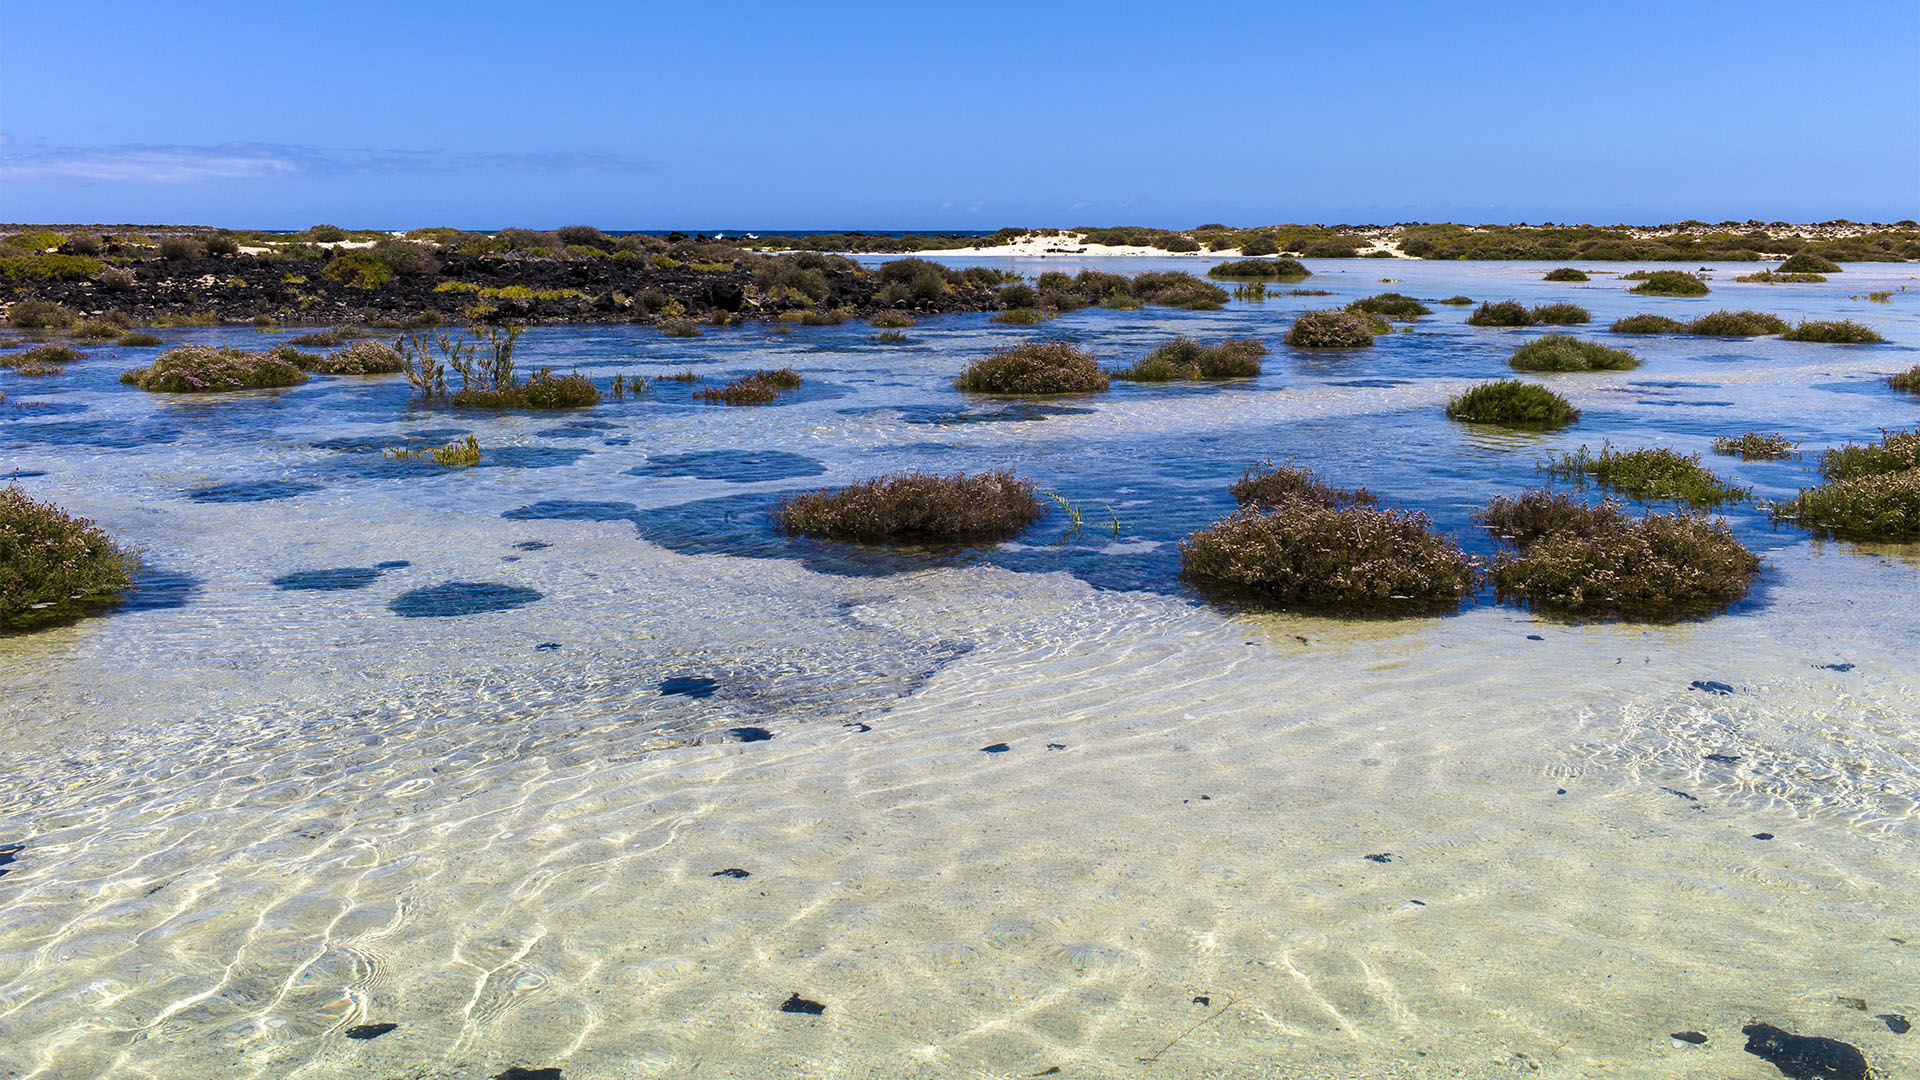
[1,259,1917,1078]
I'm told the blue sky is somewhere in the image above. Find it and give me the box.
[2,1,1915,229]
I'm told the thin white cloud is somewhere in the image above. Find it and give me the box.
[0,143,655,183]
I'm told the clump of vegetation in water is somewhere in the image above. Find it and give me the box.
[120,345,308,392]
[1180,498,1475,615]
[956,341,1108,394]
[1478,490,1759,619]
[1890,365,1920,395]
[1628,270,1710,297]
[116,331,163,347]
[0,344,81,376]
[870,310,914,328]
[1778,252,1842,274]
[1683,310,1788,336]
[874,329,909,343]
[1207,258,1310,280]
[1437,295,1475,305]
[992,308,1048,325]
[6,299,76,329]
[1543,442,1749,508]
[0,485,138,631]
[1712,431,1797,460]
[1466,300,1535,327]
[772,470,1044,543]
[1284,309,1383,348]
[1346,292,1430,320]
[1530,302,1590,325]
[1735,269,1825,283]
[1819,429,1920,481]
[288,328,363,347]
[660,318,703,337]
[1508,334,1640,372]
[1229,462,1375,510]
[1780,319,1883,343]
[397,324,599,409]
[696,368,803,405]
[298,340,404,375]
[384,434,482,467]
[1543,268,1589,281]
[1111,337,1266,381]
[1769,432,1920,539]
[1130,271,1229,310]
[1446,379,1580,428]
[1609,313,1686,334]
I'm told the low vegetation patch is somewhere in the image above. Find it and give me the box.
[1780,319,1883,343]
[1131,271,1228,310]
[1735,270,1825,283]
[116,332,163,347]
[1544,443,1748,508]
[1890,365,1920,395]
[1478,490,1759,619]
[1437,295,1475,305]
[1466,300,1534,327]
[1446,379,1580,428]
[1180,502,1475,615]
[385,434,482,467]
[1543,268,1589,281]
[695,368,804,405]
[992,308,1048,325]
[299,340,404,375]
[120,345,308,392]
[288,328,363,347]
[1771,469,1920,541]
[870,310,915,328]
[1712,431,1797,460]
[6,299,75,329]
[1530,302,1590,325]
[1820,429,1920,480]
[1346,292,1430,320]
[1778,252,1842,274]
[1684,310,1788,336]
[1610,313,1686,334]
[1285,309,1383,348]
[1508,334,1640,372]
[1628,270,1710,297]
[454,369,600,409]
[1207,258,1310,280]
[1111,337,1266,381]
[1,485,138,631]
[0,344,81,376]
[956,341,1108,394]
[772,470,1044,543]
[1229,463,1375,510]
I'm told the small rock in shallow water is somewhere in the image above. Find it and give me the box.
[1704,752,1742,764]
[712,868,751,879]
[728,727,774,743]
[513,541,551,551]
[1193,995,1210,1006]
[1754,832,1774,840]
[658,676,718,699]
[981,742,1010,753]
[780,992,826,1015]
[1818,663,1855,672]
[843,722,872,733]
[1691,680,1735,694]
[494,1069,563,1080]
[1526,634,1544,641]
[1047,743,1066,750]
[1364,853,1393,863]
[345,1023,396,1040]
[1670,1030,1708,1044]
[535,643,560,651]
[1877,1013,1909,1034]
[1740,1022,1870,1080]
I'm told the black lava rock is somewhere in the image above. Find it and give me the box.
[1740,1022,1870,1080]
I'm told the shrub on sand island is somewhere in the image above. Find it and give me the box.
[772,470,1045,543]
[1543,443,1748,508]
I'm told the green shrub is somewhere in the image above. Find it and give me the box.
[71,317,125,340]
[992,308,1047,325]
[300,340,404,375]
[875,329,909,343]
[876,257,954,301]
[1628,270,1710,297]
[157,236,201,261]
[1347,292,1430,320]
[305,224,349,242]
[0,485,138,631]
[1734,270,1825,283]
[1131,271,1228,309]
[1890,366,1920,395]
[1446,379,1580,427]
[1543,268,1589,281]
[1180,503,1476,615]
[1466,300,1534,327]
[555,225,614,250]
[1437,296,1475,306]
[1685,310,1788,336]
[370,237,435,276]
[1207,258,1310,280]
[1780,319,1883,343]
[116,332,163,347]
[1111,337,1266,381]
[996,282,1037,308]
[772,470,1044,543]
[1530,302,1590,325]
[1285,308,1381,348]
[287,327,362,346]
[1509,334,1640,372]
[1778,252,1842,273]
[120,345,308,392]
[0,344,81,376]
[202,233,240,256]
[956,341,1108,394]
[870,310,915,328]
[1479,490,1759,619]
[1821,430,1920,480]
[1240,236,1279,256]
[2,230,63,251]
[1711,431,1796,460]
[1771,468,1920,541]
[1543,442,1748,507]
[1610,313,1686,334]
[0,254,104,282]
[695,368,803,405]
[321,251,393,289]
[62,233,103,256]
[1229,462,1375,510]
[799,309,845,326]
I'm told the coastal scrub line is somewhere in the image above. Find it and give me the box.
[956,341,1108,394]
[1,485,138,631]
[771,470,1045,543]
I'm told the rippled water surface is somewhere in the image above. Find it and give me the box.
[3,259,1918,1078]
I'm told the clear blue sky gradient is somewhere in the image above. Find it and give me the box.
[2,1,1915,229]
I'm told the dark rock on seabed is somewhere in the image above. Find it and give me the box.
[1740,1022,1871,1080]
